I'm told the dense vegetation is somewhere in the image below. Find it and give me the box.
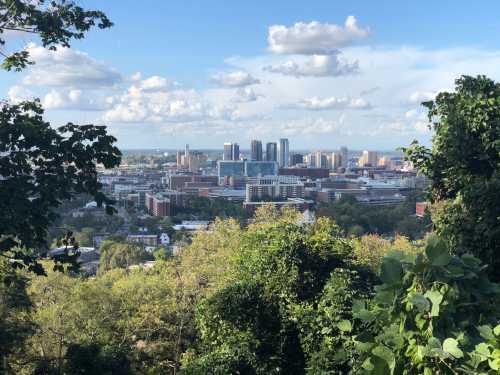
[405,75,500,281]
[1,2,499,374]
[316,193,430,239]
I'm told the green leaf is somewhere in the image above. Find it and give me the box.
[493,324,500,336]
[380,257,403,285]
[489,357,500,371]
[425,235,452,266]
[443,338,463,359]
[337,320,352,333]
[477,325,495,341]
[410,293,430,313]
[474,342,491,358]
[372,345,396,373]
[424,290,443,317]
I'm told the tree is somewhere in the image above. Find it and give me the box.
[0,101,121,274]
[405,75,500,281]
[0,1,118,273]
[0,259,33,372]
[184,212,377,374]
[0,0,112,71]
[98,242,152,273]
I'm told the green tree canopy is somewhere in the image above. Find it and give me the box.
[0,101,121,274]
[405,75,500,281]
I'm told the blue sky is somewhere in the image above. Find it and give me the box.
[3,0,500,149]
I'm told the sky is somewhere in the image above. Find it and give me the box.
[3,0,500,150]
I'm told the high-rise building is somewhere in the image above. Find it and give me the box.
[340,146,348,168]
[232,143,240,160]
[185,144,190,160]
[250,140,263,161]
[223,142,240,161]
[266,142,278,162]
[331,152,343,170]
[278,138,289,168]
[176,150,183,167]
[223,143,232,161]
[314,151,329,168]
[359,150,378,167]
[290,153,303,166]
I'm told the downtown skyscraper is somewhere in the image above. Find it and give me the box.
[223,142,240,161]
[250,140,263,161]
[266,142,277,162]
[278,138,289,168]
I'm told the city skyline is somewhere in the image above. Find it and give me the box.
[3,1,500,149]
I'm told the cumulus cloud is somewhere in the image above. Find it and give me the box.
[268,16,369,55]
[138,75,179,91]
[210,71,260,87]
[286,96,371,110]
[42,89,114,111]
[103,75,240,123]
[22,43,122,88]
[264,53,359,77]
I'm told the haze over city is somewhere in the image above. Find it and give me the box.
[2,0,500,149]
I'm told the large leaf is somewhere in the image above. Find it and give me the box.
[424,290,443,317]
[443,338,463,359]
[425,235,452,266]
[410,293,430,313]
[380,257,403,285]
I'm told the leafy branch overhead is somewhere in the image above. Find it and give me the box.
[0,0,113,71]
[0,100,121,273]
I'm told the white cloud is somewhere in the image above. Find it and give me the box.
[234,87,262,102]
[42,89,114,111]
[268,16,369,55]
[287,96,371,110]
[7,85,34,103]
[139,75,179,92]
[210,71,260,87]
[103,75,240,123]
[22,43,122,88]
[263,53,359,77]
[408,91,437,104]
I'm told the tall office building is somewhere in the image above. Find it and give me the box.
[250,140,263,161]
[223,143,232,161]
[331,152,342,170]
[278,138,289,168]
[223,142,240,161]
[232,143,240,160]
[340,146,348,168]
[266,142,278,162]
[185,144,190,159]
[359,150,378,167]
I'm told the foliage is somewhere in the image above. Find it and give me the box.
[0,101,121,274]
[404,75,500,281]
[0,0,112,71]
[184,211,377,374]
[351,234,422,274]
[316,194,430,240]
[295,268,373,374]
[0,259,33,371]
[352,235,500,374]
[174,196,250,222]
[98,241,153,273]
